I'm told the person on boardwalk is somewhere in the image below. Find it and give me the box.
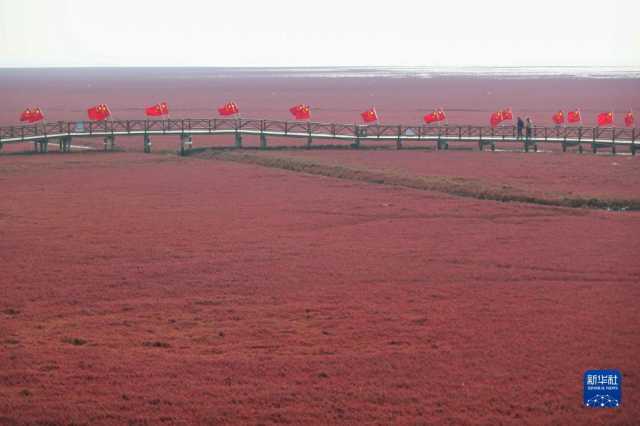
[525,117,533,141]
[517,117,524,139]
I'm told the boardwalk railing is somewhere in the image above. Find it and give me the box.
[0,118,637,155]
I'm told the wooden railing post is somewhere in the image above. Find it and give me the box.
[260,120,267,149]
[234,119,242,148]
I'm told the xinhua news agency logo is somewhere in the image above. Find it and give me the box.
[583,370,622,408]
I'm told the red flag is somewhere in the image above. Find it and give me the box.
[424,109,446,123]
[289,104,311,120]
[20,108,33,123]
[490,111,504,128]
[423,111,438,124]
[20,108,32,122]
[87,104,111,121]
[146,102,169,117]
[19,107,44,123]
[146,104,161,117]
[625,111,635,127]
[361,107,378,123]
[567,110,581,124]
[501,108,513,121]
[597,111,613,127]
[218,101,239,116]
[552,110,564,125]
[30,108,44,123]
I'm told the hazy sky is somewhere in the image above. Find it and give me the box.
[1,0,638,67]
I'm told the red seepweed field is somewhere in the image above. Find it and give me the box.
[1,148,639,425]
[1,69,640,424]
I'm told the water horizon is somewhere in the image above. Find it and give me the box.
[2,65,640,79]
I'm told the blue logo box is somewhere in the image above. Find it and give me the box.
[584,369,622,408]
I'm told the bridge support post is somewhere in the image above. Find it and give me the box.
[234,132,242,148]
[306,135,312,148]
[524,139,537,153]
[103,135,115,152]
[179,134,192,156]
[260,133,267,149]
[33,139,48,153]
[478,140,494,151]
[144,135,152,153]
[436,139,448,150]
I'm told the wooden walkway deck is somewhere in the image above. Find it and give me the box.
[0,118,638,155]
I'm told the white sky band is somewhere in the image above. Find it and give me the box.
[0,0,638,68]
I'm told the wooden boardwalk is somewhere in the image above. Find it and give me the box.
[0,118,638,155]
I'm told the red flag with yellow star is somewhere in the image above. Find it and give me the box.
[567,110,581,124]
[624,111,634,127]
[218,102,239,116]
[88,104,111,121]
[361,107,378,123]
[19,108,33,122]
[20,107,44,123]
[552,111,564,125]
[289,104,311,120]
[490,111,504,128]
[597,111,613,127]
[146,102,169,117]
[30,108,44,123]
[423,111,439,124]
[501,108,513,121]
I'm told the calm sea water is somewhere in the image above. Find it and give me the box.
[146,66,640,80]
